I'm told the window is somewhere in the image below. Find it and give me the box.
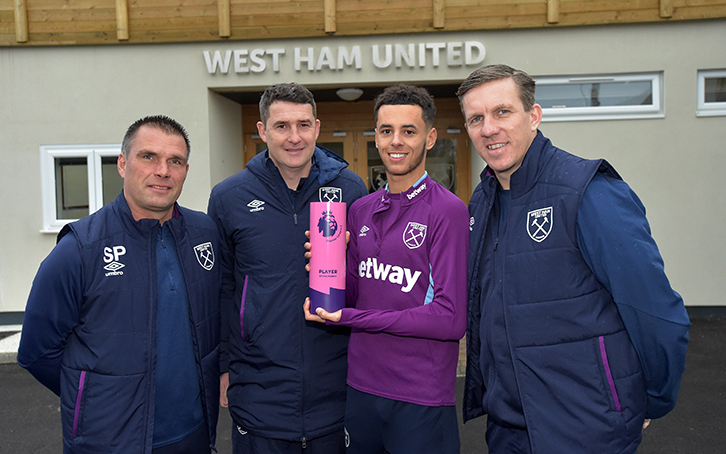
[40,144,123,232]
[535,72,663,122]
[697,69,726,117]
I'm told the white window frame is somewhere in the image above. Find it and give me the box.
[697,69,726,117]
[535,72,664,122]
[40,144,122,233]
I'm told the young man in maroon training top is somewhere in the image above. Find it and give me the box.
[305,84,469,454]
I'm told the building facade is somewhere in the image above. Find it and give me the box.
[1,1,725,317]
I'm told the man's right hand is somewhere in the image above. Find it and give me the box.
[220,372,229,408]
[304,230,351,272]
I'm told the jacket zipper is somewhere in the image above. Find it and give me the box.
[71,370,87,438]
[240,275,249,342]
[171,226,217,452]
[599,336,622,412]
[145,225,159,451]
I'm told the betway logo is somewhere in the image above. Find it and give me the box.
[358,257,421,293]
[406,183,426,200]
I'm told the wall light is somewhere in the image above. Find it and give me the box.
[336,88,364,102]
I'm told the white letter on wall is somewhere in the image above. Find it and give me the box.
[465,41,486,65]
[234,49,249,73]
[316,46,336,70]
[267,48,285,72]
[250,49,267,73]
[372,44,393,68]
[295,47,315,71]
[425,43,445,67]
[338,45,362,69]
[447,42,463,66]
[204,50,232,74]
[395,43,415,68]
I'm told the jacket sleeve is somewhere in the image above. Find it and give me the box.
[207,190,235,375]
[17,233,84,396]
[339,200,469,341]
[576,173,690,419]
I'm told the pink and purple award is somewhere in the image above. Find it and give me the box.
[309,202,346,313]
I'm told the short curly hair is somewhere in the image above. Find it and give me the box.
[374,84,436,128]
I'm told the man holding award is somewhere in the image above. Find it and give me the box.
[208,83,367,453]
[305,84,469,454]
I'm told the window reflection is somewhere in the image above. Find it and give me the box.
[537,80,653,109]
[55,157,89,219]
[101,156,123,206]
[705,77,726,103]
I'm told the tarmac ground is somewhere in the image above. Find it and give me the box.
[2,316,723,453]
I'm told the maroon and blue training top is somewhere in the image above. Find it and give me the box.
[336,173,469,407]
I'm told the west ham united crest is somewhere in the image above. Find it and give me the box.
[319,187,342,203]
[527,207,553,243]
[403,222,427,249]
[194,242,215,270]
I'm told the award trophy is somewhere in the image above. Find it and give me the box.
[309,202,346,313]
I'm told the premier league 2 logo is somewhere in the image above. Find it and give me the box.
[317,210,342,241]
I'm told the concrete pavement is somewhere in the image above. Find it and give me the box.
[2,316,724,453]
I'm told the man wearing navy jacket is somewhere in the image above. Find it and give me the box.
[208,83,367,453]
[458,64,690,453]
[18,115,222,454]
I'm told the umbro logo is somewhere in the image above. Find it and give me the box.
[359,225,370,237]
[103,245,126,277]
[104,261,125,272]
[247,200,265,212]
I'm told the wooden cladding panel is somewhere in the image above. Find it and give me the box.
[27,8,116,20]
[337,0,431,9]
[14,0,29,42]
[434,0,446,28]
[336,0,437,30]
[324,0,335,32]
[317,100,376,131]
[1,0,725,46]
[27,21,116,34]
[671,3,726,16]
[1,12,14,34]
[225,24,326,40]
[559,0,661,13]
[218,0,230,37]
[116,0,129,40]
